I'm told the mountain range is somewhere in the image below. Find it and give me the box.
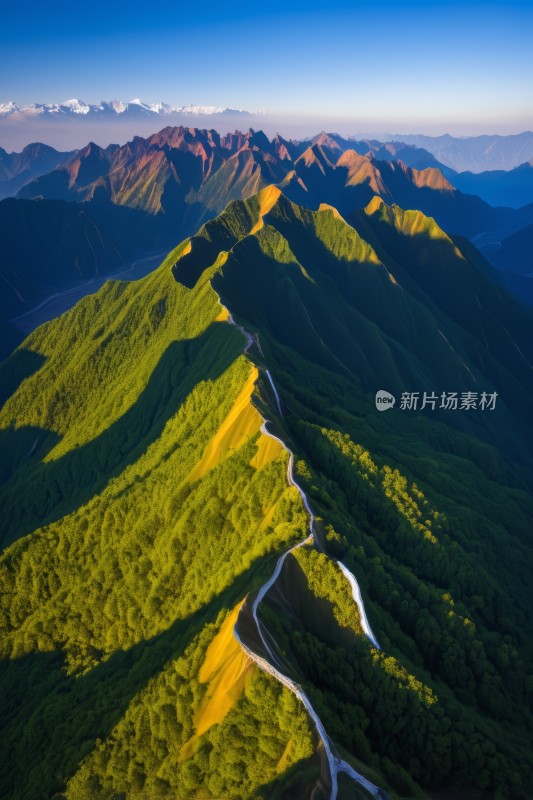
[0,142,75,199]
[4,131,533,210]
[5,133,533,213]
[11,129,529,238]
[446,161,533,208]
[1,184,532,800]
[2,102,533,172]
[381,130,533,173]
[2,126,533,361]
[0,98,257,119]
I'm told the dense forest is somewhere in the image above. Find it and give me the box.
[0,243,322,798]
[1,188,532,799]
[258,342,533,797]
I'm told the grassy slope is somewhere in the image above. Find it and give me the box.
[1,187,532,799]
[205,191,533,797]
[0,240,320,799]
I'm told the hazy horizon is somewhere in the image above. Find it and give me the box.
[1,110,533,153]
[2,0,532,152]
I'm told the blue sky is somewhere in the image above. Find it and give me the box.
[1,0,532,134]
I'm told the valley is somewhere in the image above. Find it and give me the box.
[10,247,169,336]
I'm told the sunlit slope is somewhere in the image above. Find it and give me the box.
[192,602,253,742]
[280,145,516,238]
[197,190,533,457]
[173,188,533,796]
[0,238,322,799]
[1,187,533,800]
[193,148,286,215]
[62,608,317,800]
[256,412,533,797]
[0,239,227,546]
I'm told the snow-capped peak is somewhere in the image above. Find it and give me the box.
[179,104,225,115]
[0,100,18,114]
[101,100,126,113]
[60,99,91,114]
[150,101,173,114]
[0,98,261,119]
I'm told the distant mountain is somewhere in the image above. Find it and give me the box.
[0,100,265,152]
[446,161,533,209]
[0,98,256,119]
[16,128,268,211]
[18,127,515,238]
[383,131,533,172]
[358,139,444,171]
[282,144,516,238]
[0,198,131,319]
[486,219,533,276]
[3,126,529,360]
[299,132,445,173]
[0,191,199,359]
[0,142,75,199]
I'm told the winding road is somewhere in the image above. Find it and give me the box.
[222,302,385,799]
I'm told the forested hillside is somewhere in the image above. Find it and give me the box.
[1,188,532,799]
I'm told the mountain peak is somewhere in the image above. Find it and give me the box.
[60,98,91,114]
[364,195,386,215]
[75,141,107,158]
[256,183,282,211]
[295,143,335,172]
[365,195,453,245]
[411,166,454,191]
[242,128,272,152]
[336,149,372,169]
[317,202,345,221]
[249,185,283,233]
[312,132,344,152]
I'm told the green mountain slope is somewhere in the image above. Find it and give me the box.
[0,241,325,799]
[4,126,529,362]
[203,190,533,458]
[1,188,532,800]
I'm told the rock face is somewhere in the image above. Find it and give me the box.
[5,125,527,358]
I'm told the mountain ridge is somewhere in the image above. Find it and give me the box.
[377,130,533,172]
[2,126,532,363]
[0,141,76,199]
[1,186,532,799]
[17,127,518,237]
[447,161,533,208]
